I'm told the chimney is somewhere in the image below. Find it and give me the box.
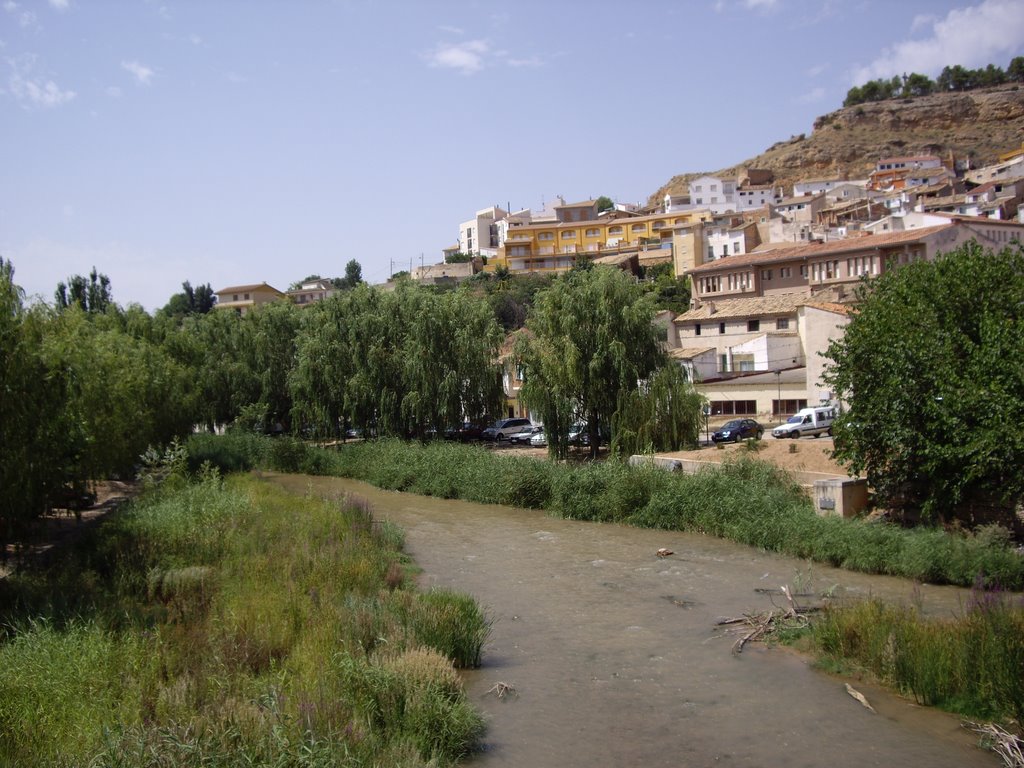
[708,301,717,315]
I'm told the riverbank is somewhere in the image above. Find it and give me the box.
[267,472,1000,768]
[0,475,488,766]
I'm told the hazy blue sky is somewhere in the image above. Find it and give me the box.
[3,0,1024,310]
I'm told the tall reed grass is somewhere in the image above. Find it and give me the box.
[809,590,1024,723]
[187,434,1024,590]
[0,473,488,767]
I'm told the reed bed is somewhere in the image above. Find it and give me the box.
[187,435,1024,590]
[0,473,488,767]
[809,590,1024,724]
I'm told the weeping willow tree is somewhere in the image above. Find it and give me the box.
[516,266,666,459]
[610,364,705,457]
[290,283,503,440]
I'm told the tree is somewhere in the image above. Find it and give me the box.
[55,267,112,313]
[445,252,474,264]
[595,196,614,213]
[823,241,1024,521]
[161,280,215,318]
[344,259,363,288]
[901,72,935,98]
[0,259,72,541]
[516,267,666,459]
[290,283,503,440]
[610,364,704,456]
[1009,56,1024,83]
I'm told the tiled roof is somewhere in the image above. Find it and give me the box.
[669,346,715,360]
[688,223,954,274]
[215,282,284,295]
[676,292,810,322]
[802,301,854,316]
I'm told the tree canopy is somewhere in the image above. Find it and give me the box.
[842,57,1024,107]
[823,240,1024,521]
[516,266,667,458]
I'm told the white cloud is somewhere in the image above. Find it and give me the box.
[806,62,829,77]
[105,85,121,98]
[744,0,778,8]
[9,74,75,106]
[5,55,75,108]
[3,1,38,28]
[48,0,69,10]
[425,39,489,74]
[795,86,826,103]
[910,13,936,32]
[852,0,1024,83]
[121,59,154,85]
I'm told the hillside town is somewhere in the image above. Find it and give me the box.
[217,142,1024,428]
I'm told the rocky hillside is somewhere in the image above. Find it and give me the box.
[650,84,1024,204]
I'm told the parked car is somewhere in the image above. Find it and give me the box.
[711,418,764,443]
[771,406,835,439]
[482,417,533,441]
[508,424,543,444]
[444,421,485,441]
[529,429,547,447]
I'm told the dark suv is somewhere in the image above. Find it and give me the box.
[711,418,764,443]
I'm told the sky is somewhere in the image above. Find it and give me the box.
[3,0,1024,312]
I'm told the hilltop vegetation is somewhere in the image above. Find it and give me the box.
[843,57,1024,106]
[650,82,1024,203]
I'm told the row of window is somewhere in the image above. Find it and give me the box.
[693,317,790,336]
[526,219,691,241]
[708,400,808,417]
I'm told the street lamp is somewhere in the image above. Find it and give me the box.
[773,369,782,424]
[702,404,710,445]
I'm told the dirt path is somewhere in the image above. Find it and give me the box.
[0,481,140,578]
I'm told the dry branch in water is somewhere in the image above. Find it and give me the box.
[964,722,1024,768]
[487,682,517,700]
[715,584,818,654]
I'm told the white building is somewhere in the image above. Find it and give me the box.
[688,175,738,214]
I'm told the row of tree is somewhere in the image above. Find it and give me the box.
[843,57,1024,107]
[0,259,702,544]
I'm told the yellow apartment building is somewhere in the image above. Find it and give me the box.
[495,204,713,275]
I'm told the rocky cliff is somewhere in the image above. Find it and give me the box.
[650,84,1024,204]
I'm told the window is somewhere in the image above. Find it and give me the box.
[244,293,250,300]
[719,322,726,334]
[631,224,646,232]
[709,400,756,416]
[232,294,239,302]
[780,266,791,278]
[694,323,701,336]
[561,231,576,239]
[773,398,808,416]
[696,198,703,204]
[538,232,554,241]
[707,246,714,260]
[733,242,741,254]
[694,185,702,192]
[776,318,790,330]
[608,226,623,235]
[800,265,808,278]
[761,269,772,280]
[747,319,760,332]
[585,228,600,237]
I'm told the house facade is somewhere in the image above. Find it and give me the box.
[214,283,286,315]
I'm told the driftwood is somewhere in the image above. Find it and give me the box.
[964,721,1024,768]
[715,584,820,654]
[844,683,876,713]
[487,681,517,700]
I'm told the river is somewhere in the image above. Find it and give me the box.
[265,473,997,768]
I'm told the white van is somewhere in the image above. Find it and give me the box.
[771,406,835,439]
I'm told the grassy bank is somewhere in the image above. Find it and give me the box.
[0,472,489,767]
[185,434,1024,590]
[801,592,1024,724]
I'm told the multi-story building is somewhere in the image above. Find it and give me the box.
[668,294,851,419]
[286,279,335,307]
[459,206,509,258]
[687,217,1024,303]
[688,175,737,214]
[496,204,713,275]
[214,282,286,315]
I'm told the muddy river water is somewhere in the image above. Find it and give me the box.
[267,474,998,767]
